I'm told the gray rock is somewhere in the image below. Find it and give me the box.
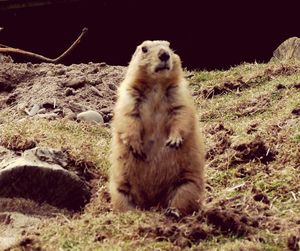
[99,62,107,67]
[63,108,76,120]
[100,107,112,114]
[271,37,300,61]
[90,86,103,97]
[56,68,66,75]
[108,83,117,91]
[77,110,104,124]
[25,104,40,116]
[0,147,91,211]
[32,147,69,167]
[63,77,86,89]
[36,113,58,120]
[68,102,90,113]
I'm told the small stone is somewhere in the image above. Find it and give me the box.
[56,69,65,75]
[33,148,68,167]
[90,86,103,97]
[36,113,58,120]
[46,71,54,76]
[108,83,117,91]
[26,104,40,116]
[64,77,86,89]
[100,107,112,114]
[87,67,99,74]
[77,110,104,124]
[65,113,77,120]
[65,88,75,96]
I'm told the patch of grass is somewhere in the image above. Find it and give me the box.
[0,118,111,174]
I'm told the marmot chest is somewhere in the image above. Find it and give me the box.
[139,87,169,130]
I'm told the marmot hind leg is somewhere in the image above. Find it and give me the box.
[109,181,135,212]
[168,180,204,216]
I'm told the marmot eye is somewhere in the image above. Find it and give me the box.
[141,46,148,53]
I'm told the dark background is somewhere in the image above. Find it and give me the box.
[0,0,299,70]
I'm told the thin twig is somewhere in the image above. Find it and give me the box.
[0,27,88,63]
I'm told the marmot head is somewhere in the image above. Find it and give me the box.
[127,40,183,83]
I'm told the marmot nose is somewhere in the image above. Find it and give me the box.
[158,50,170,62]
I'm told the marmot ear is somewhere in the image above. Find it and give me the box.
[163,41,171,47]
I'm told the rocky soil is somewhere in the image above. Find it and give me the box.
[0,60,125,124]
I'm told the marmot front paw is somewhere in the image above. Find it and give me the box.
[166,135,183,149]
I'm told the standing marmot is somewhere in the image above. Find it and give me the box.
[109,40,205,216]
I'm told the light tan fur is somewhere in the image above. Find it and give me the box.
[109,40,205,216]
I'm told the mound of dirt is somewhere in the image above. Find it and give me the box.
[206,123,233,160]
[234,94,271,117]
[231,136,276,165]
[137,207,254,249]
[0,62,125,123]
[201,79,246,98]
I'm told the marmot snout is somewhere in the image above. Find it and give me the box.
[109,40,205,216]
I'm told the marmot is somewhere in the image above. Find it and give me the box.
[109,40,205,216]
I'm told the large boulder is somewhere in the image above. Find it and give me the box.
[0,147,91,211]
[271,37,300,61]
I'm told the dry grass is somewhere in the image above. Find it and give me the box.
[1,60,300,250]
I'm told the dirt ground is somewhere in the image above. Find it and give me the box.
[0,60,125,123]
[0,58,300,250]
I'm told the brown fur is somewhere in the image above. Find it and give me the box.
[109,40,205,216]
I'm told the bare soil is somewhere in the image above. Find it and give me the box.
[0,61,125,123]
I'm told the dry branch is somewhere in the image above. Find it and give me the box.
[0,27,88,63]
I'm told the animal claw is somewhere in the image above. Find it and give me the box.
[165,136,183,149]
[164,207,181,219]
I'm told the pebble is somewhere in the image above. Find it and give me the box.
[64,77,86,89]
[100,107,112,114]
[26,104,40,116]
[76,110,104,124]
[108,83,117,91]
[56,69,65,75]
[99,62,107,67]
[90,86,103,97]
